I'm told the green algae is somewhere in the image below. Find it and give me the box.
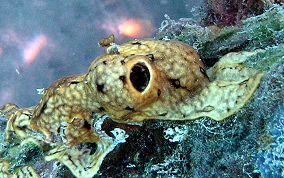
[157,4,284,67]
[243,4,284,48]
[0,141,43,173]
[244,44,284,71]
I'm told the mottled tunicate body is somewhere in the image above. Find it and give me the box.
[0,38,262,178]
[86,39,209,123]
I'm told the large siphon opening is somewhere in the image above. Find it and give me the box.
[130,62,150,92]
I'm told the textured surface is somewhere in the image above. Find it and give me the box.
[86,39,209,123]
[31,74,99,147]
[0,39,262,178]
[0,160,39,178]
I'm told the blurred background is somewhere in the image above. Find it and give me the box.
[0,0,203,107]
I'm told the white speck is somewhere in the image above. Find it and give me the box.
[16,69,20,74]
[93,115,113,140]
[111,128,129,143]
[36,88,45,95]
[126,163,136,168]
[164,125,188,142]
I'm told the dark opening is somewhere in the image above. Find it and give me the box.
[131,41,141,45]
[40,102,47,114]
[119,76,126,84]
[96,82,105,93]
[125,106,135,111]
[169,79,181,89]
[130,62,150,92]
[70,81,80,85]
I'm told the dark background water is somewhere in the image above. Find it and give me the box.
[0,0,202,107]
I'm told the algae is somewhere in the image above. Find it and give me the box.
[157,4,284,67]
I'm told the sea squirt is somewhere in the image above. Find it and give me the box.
[0,38,262,178]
